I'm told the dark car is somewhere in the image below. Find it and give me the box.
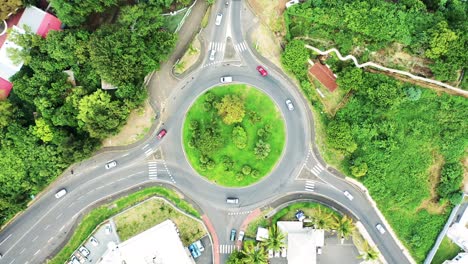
[230,229,237,241]
[157,129,167,139]
[189,244,201,258]
[256,66,268,77]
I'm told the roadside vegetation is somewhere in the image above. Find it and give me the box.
[174,38,201,75]
[0,1,179,226]
[183,84,285,186]
[229,201,377,263]
[48,186,199,264]
[115,197,205,245]
[279,1,468,260]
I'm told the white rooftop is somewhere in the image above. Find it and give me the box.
[277,221,325,264]
[447,206,468,251]
[99,220,193,264]
[443,252,468,264]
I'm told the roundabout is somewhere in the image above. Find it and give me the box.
[183,84,286,186]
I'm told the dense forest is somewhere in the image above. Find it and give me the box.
[0,0,180,226]
[285,0,467,87]
[281,0,468,261]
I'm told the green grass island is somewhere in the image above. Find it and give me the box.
[183,84,286,187]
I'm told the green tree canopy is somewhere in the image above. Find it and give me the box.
[216,95,246,125]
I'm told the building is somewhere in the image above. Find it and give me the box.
[447,206,468,251]
[308,62,338,92]
[256,227,269,241]
[99,220,194,264]
[277,221,324,264]
[443,253,468,264]
[0,6,61,99]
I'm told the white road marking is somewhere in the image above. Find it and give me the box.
[0,234,12,246]
[144,148,153,157]
[47,237,53,243]
[44,225,50,230]
[228,210,251,216]
[142,144,150,149]
[19,248,25,254]
[32,236,38,242]
[59,225,65,232]
[8,259,15,264]
[67,202,75,208]
[305,181,315,192]
[219,244,236,254]
[122,153,129,157]
[33,249,40,256]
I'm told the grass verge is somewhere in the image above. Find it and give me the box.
[431,237,462,264]
[48,186,200,264]
[163,9,189,32]
[201,5,211,28]
[115,197,205,245]
[271,202,341,223]
[183,84,286,186]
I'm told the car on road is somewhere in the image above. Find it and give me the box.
[230,229,237,241]
[226,197,239,204]
[79,246,90,257]
[215,13,223,26]
[188,244,201,258]
[343,190,354,201]
[237,231,245,241]
[157,129,167,139]
[105,160,117,170]
[194,240,205,252]
[209,49,216,61]
[256,65,268,76]
[220,76,233,83]
[105,223,112,234]
[295,210,306,221]
[376,223,386,234]
[55,188,67,199]
[285,99,294,111]
[89,236,99,246]
[317,246,323,254]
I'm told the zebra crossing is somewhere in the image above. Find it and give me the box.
[234,41,248,53]
[228,210,251,216]
[147,160,175,183]
[148,161,158,180]
[219,244,237,254]
[305,180,315,192]
[209,42,225,51]
[310,163,324,176]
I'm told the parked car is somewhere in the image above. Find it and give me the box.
[105,223,112,234]
[105,160,117,170]
[317,246,323,254]
[194,240,205,252]
[343,190,354,201]
[189,244,201,258]
[230,229,237,241]
[209,49,216,61]
[285,99,294,111]
[215,13,223,26]
[55,188,67,199]
[285,0,300,8]
[295,210,306,221]
[89,236,99,246]
[220,76,233,83]
[79,246,90,257]
[256,65,268,76]
[237,231,245,241]
[376,223,386,234]
[157,129,167,139]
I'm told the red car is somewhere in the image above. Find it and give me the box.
[256,66,268,77]
[157,129,167,139]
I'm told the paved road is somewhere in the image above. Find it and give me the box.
[0,1,412,264]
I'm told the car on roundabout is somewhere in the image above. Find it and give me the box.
[285,99,294,111]
[256,65,268,77]
[157,129,167,139]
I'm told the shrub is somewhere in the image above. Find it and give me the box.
[232,126,248,149]
[203,101,212,112]
[189,120,199,130]
[350,161,368,177]
[236,173,244,181]
[449,191,463,205]
[405,87,422,101]
[242,165,252,175]
[251,170,259,178]
[205,91,215,102]
[254,140,271,160]
[437,162,463,199]
[207,160,216,170]
[222,156,234,171]
[248,111,262,123]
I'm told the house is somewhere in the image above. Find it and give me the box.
[277,221,324,264]
[0,6,61,99]
[100,220,194,264]
[443,253,468,264]
[308,62,338,92]
[447,206,468,251]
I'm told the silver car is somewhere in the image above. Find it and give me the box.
[343,190,354,201]
[105,160,117,170]
[286,99,294,111]
[215,13,223,26]
[376,223,386,234]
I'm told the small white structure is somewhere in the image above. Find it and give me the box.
[256,227,269,241]
[447,207,468,251]
[277,221,324,264]
[443,252,468,264]
[285,0,300,8]
[99,220,193,264]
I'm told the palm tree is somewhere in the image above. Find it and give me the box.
[358,241,379,261]
[311,207,337,231]
[242,243,268,264]
[263,225,286,252]
[227,250,245,264]
[334,215,355,244]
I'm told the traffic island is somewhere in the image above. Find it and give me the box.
[182,84,286,187]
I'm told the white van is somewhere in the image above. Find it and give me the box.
[220,76,233,83]
[55,189,67,199]
[226,197,239,204]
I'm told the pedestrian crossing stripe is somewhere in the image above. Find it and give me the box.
[305,181,315,192]
[209,42,225,51]
[234,41,247,52]
[218,244,237,254]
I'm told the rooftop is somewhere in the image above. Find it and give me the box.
[309,62,338,92]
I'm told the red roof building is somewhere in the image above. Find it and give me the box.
[0,6,61,99]
[308,62,338,92]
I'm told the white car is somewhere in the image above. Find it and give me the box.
[215,13,223,26]
[317,246,322,254]
[55,189,67,199]
[285,0,300,8]
[209,49,216,61]
[105,160,117,170]
[79,246,90,257]
[285,99,294,111]
[220,76,233,83]
[237,231,245,241]
[343,190,354,201]
[376,224,386,234]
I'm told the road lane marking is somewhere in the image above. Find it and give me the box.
[144,148,153,157]
[305,181,315,192]
[32,236,38,242]
[59,225,65,232]
[67,202,75,208]
[228,211,252,216]
[0,234,12,246]
[142,144,149,150]
[122,153,129,157]
[44,225,50,230]
[19,248,25,254]
[48,237,53,243]
[56,213,63,220]
[33,249,40,256]
[8,259,15,264]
